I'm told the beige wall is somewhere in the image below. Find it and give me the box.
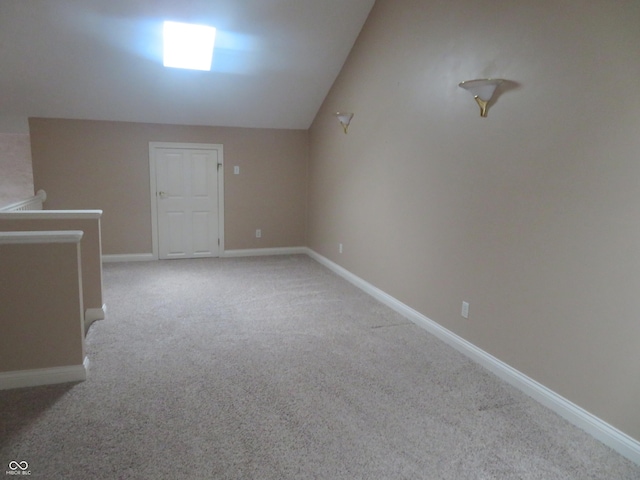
[0,236,85,372]
[0,133,33,207]
[29,118,308,255]
[0,213,103,313]
[308,0,640,441]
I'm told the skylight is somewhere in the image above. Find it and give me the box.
[163,21,216,71]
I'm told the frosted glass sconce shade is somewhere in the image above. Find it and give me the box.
[335,112,354,134]
[458,79,504,117]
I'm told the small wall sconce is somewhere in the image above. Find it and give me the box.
[458,79,504,117]
[335,112,354,134]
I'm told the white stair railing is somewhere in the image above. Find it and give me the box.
[0,189,47,211]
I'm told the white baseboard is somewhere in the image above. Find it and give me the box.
[305,249,640,466]
[102,253,155,262]
[223,247,308,257]
[0,356,89,390]
[84,304,106,333]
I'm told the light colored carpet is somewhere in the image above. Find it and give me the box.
[1,255,639,479]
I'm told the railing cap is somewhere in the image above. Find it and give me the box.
[0,210,103,220]
[0,230,84,245]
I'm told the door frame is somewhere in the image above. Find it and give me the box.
[149,142,224,260]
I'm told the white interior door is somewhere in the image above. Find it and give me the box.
[152,145,222,259]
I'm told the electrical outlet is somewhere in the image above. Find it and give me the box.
[339,243,343,254]
[234,166,240,174]
[256,229,261,238]
[461,301,469,319]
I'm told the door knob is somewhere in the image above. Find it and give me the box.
[158,191,168,198]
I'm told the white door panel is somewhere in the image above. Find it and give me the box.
[166,211,186,257]
[192,211,212,256]
[153,146,221,259]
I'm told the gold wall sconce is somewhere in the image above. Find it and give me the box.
[458,79,504,117]
[335,112,354,133]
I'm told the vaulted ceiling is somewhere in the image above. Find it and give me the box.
[0,0,375,133]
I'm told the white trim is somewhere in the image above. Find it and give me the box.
[218,160,225,254]
[0,189,47,212]
[84,304,106,333]
[102,253,155,263]
[149,144,159,259]
[102,249,307,261]
[0,209,102,220]
[85,305,106,323]
[148,142,225,150]
[149,142,225,260]
[223,247,308,257]
[305,248,640,466]
[0,356,89,390]
[0,230,83,245]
